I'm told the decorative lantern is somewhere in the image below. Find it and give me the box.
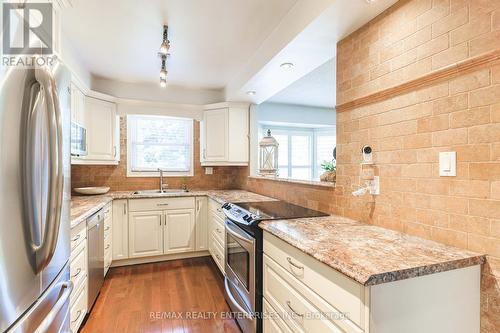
[259,129,279,176]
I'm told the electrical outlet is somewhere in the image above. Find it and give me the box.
[205,167,213,175]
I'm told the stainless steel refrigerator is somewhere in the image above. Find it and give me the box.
[0,62,72,333]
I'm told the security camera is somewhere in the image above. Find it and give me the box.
[362,145,373,163]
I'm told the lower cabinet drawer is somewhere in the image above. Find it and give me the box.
[69,244,87,297]
[104,234,112,256]
[104,221,112,239]
[263,299,293,333]
[211,236,225,274]
[104,248,112,275]
[70,285,87,333]
[211,217,225,245]
[208,199,225,219]
[264,232,365,330]
[70,223,86,251]
[129,197,195,211]
[103,203,112,221]
[264,254,362,333]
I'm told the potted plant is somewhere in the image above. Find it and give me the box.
[320,161,336,182]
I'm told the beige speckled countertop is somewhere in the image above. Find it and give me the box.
[70,189,276,228]
[71,189,484,286]
[260,216,485,286]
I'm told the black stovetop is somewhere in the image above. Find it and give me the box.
[235,200,329,221]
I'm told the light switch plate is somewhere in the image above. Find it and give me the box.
[205,167,213,175]
[439,152,456,177]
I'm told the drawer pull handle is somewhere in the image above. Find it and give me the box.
[215,254,221,260]
[105,226,110,231]
[217,208,222,212]
[105,244,110,250]
[71,268,82,278]
[287,257,304,271]
[71,310,82,323]
[286,301,304,318]
[105,209,110,214]
[71,234,80,242]
[216,228,222,233]
[157,203,169,206]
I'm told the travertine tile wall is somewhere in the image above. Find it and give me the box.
[71,118,245,191]
[241,0,500,331]
[337,0,500,106]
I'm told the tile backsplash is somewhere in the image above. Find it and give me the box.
[241,0,500,331]
[71,118,245,191]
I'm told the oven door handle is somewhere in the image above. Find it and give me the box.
[225,220,254,245]
[224,278,254,317]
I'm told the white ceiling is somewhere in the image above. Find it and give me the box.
[267,58,336,108]
[62,0,399,103]
[229,0,399,104]
[62,0,298,88]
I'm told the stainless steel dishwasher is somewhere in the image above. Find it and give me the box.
[87,209,104,310]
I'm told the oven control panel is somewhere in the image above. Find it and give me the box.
[222,203,259,225]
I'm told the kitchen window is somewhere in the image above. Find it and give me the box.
[127,115,194,177]
[261,126,336,180]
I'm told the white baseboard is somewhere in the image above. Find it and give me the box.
[110,251,211,268]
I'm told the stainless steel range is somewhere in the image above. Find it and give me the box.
[222,200,328,333]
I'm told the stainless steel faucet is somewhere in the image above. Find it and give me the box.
[158,168,168,192]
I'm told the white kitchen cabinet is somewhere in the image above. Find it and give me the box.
[71,94,119,165]
[70,82,86,126]
[201,102,249,166]
[112,200,129,261]
[129,210,164,258]
[163,209,196,254]
[263,232,481,333]
[122,198,201,261]
[85,97,118,163]
[103,203,113,276]
[203,108,228,161]
[69,221,88,333]
[208,198,226,274]
[195,197,208,251]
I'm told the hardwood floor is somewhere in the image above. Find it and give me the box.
[80,257,241,333]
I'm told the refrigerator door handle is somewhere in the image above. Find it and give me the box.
[32,280,73,333]
[23,68,64,274]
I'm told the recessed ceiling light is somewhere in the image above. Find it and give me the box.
[246,91,256,96]
[365,0,376,3]
[280,62,294,69]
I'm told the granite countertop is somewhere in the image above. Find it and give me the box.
[71,189,485,287]
[70,195,113,228]
[70,189,276,228]
[260,215,485,286]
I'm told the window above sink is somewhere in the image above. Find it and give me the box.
[126,114,194,177]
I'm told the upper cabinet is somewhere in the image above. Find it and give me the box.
[70,83,86,126]
[71,88,120,165]
[201,103,249,166]
[85,97,118,162]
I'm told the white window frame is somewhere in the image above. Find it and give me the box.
[259,125,335,181]
[126,114,194,177]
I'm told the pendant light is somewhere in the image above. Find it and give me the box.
[159,25,170,55]
[160,55,167,80]
[158,25,170,87]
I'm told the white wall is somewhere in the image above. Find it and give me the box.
[257,102,336,127]
[61,34,92,88]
